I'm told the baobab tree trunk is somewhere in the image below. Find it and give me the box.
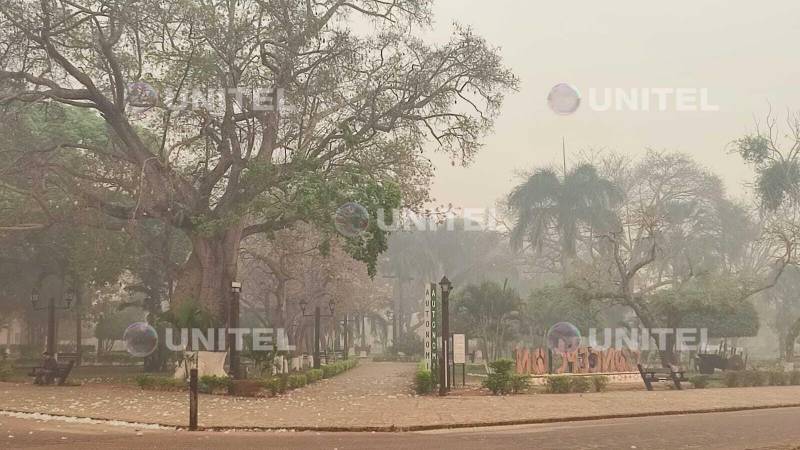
[173,226,243,324]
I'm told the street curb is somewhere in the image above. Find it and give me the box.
[4,402,800,433]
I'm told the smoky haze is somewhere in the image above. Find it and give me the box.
[424,0,800,208]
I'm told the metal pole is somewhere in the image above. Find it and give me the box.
[47,297,56,356]
[343,314,349,360]
[189,368,198,431]
[229,289,241,379]
[75,286,82,366]
[314,306,321,369]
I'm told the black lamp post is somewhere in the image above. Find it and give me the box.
[31,287,73,356]
[439,276,452,396]
[300,298,335,369]
[229,281,242,379]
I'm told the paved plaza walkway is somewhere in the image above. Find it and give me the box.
[2,362,800,430]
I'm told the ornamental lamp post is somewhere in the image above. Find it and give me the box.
[439,276,452,396]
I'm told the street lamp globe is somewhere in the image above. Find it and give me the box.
[439,276,452,294]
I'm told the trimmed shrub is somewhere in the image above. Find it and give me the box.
[415,367,435,395]
[790,371,800,386]
[743,370,766,387]
[483,372,512,395]
[723,371,741,388]
[488,359,515,375]
[545,375,571,394]
[767,370,787,386]
[689,375,709,389]
[590,375,609,392]
[569,377,591,393]
[135,375,186,391]
[483,359,520,395]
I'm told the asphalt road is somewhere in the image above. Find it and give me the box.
[2,407,800,449]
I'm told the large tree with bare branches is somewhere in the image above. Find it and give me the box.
[0,0,517,321]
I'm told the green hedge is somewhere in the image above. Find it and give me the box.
[591,375,609,392]
[260,359,358,397]
[0,361,13,382]
[321,358,358,379]
[306,368,324,383]
[545,375,597,394]
[288,373,307,389]
[723,370,800,388]
[199,375,233,393]
[690,375,710,389]
[135,375,186,391]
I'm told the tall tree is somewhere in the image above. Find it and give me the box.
[0,0,517,322]
[735,112,800,360]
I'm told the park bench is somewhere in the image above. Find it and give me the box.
[29,353,79,386]
[637,363,687,391]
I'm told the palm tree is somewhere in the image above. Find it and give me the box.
[507,163,622,259]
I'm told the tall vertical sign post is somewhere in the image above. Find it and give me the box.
[423,285,432,371]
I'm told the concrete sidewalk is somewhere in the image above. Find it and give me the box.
[2,362,800,431]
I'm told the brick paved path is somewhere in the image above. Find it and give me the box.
[2,362,800,430]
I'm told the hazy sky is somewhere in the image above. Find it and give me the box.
[421,0,800,208]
